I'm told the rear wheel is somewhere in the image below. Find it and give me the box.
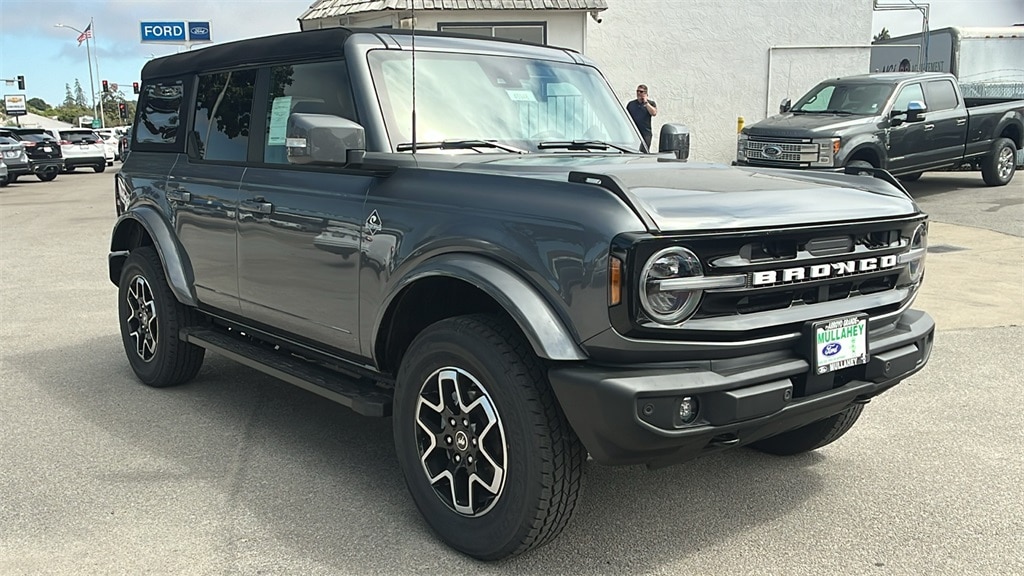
[7,174,17,184]
[750,404,864,456]
[36,167,58,182]
[981,138,1017,186]
[393,314,586,560]
[94,163,106,173]
[0,175,8,187]
[118,247,205,387]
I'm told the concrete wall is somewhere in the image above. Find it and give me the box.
[586,0,875,163]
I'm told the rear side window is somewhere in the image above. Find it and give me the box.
[924,80,959,111]
[892,83,925,112]
[137,81,185,146]
[192,69,257,162]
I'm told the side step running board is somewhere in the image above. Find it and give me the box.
[181,328,392,417]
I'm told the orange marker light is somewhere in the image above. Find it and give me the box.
[609,257,622,306]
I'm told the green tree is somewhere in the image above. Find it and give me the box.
[873,27,891,42]
[63,84,75,107]
[28,98,50,111]
[74,79,87,108]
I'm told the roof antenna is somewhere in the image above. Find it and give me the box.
[410,1,417,154]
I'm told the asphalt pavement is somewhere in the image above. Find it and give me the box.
[0,169,1021,575]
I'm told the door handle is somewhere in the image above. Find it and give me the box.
[166,189,191,202]
[240,199,273,214]
[923,124,935,131]
[956,118,967,126]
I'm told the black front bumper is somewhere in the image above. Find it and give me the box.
[549,309,934,467]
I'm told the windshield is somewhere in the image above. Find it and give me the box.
[368,50,642,153]
[792,82,895,115]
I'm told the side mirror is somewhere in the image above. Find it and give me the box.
[286,113,366,166]
[779,98,792,114]
[658,123,690,161]
[905,100,927,123]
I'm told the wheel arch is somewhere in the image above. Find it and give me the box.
[373,254,587,373]
[845,143,884,168]
[997,120,1022,150]
[109,206,197,306]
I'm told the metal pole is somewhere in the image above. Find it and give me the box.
[88,18,106,128]
[82,29,98,128]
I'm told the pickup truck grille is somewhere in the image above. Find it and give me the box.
[743,138,819,164]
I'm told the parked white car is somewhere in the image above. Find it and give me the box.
[58,129,108,173]
[95,128,122,162]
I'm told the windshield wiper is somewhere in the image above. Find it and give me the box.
[821,110,855,115]
[394,139,527,154]
[536,140,636,153]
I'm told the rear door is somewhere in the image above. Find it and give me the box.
[920,78,968,168]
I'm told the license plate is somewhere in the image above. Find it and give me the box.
[811,314,868,374]
[42,147,52,152]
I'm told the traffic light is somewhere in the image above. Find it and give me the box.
[17,75,25,90]
[118,102,127,120]
[102,79,109,93]
[132,82,140,95]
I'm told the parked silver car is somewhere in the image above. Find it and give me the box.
[0,136,30,185]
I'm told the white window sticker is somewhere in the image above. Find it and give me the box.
[505,89,537,103]
[268,96,293,145]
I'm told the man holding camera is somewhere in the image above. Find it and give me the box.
[626,84,658,149]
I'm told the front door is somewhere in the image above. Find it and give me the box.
[885,82,929,173]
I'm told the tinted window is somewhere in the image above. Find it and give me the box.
[924,80,959,111]
[138,81,184,145]
[192,69,257,162]
[263,60,356,164]
[892,83,925,112]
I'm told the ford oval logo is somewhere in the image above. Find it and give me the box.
[191,26,209,35]
[822,342,842,356]
[762,145,783,158]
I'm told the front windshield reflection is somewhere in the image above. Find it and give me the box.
[367,50,641,152]
[792,82,895,115]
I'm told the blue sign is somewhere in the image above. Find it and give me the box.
[188,21,211,42]
[140,21,186,43]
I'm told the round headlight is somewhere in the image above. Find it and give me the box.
[640,247,704,325]
[908,222,927,281]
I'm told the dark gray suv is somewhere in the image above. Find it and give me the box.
[111,28,935,560]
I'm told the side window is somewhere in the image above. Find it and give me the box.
[136,81,184,145]
[263,60,356,164]
[892,83,925,112]
[192,69,257,162]
[924,80,959,111]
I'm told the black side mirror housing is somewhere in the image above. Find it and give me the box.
[658,124,690,161]
[904,100,927,123]
[286,114,366,166]
[779,98,792,114]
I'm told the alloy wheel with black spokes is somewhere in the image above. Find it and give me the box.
[117,246,204,387]
[394,314,586,561]
[415,366,508,517]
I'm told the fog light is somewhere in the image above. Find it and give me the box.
[678,396,699,424]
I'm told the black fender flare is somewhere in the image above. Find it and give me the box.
[375,253,587,361]
[109,206,197,307]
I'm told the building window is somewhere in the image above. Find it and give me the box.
[438,22,546,45]
[191,69,257,162]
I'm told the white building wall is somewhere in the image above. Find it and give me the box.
[586,0,875,163]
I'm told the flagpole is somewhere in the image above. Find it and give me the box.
[82,24,98,128]
[90,18,106,128]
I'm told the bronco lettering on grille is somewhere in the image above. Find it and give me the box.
[751,254,898,287]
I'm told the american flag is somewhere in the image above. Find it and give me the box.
[77,23,92,45]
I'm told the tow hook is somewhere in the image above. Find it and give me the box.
[709,433,740,447]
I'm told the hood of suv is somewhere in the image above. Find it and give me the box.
[457,155,918,231]
[743,112,880,138]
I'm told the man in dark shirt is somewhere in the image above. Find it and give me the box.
[626,84,658,149]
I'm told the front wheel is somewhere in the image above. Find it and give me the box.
[393,314,586,560]
[118,246,205,387]
[749,404,864,456]
[846,160,875,176]
[899,172,922,182]
[981,138,1017,186]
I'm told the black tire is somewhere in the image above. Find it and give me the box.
[7,174,17,183]
[64,166,75,173]
[899,172,922,182]
[393,314,586,560]
[846,160,875,176]
[0,175,8,187]
[750,404,864,456]
[36,167,58,182]
[94,163,106,173]
[981,138,1017,186]
[117,246,205,387]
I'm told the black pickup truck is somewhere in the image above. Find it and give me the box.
[737,72,1023,186]
[111,28,934,560]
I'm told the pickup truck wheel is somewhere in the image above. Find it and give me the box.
[981,138,1017,186]
[846,160,875,176]
[393,314,586,560]
[36,167,59,182]
[118,246,205,387]
[899,172,922,182]
[749,403,864,456]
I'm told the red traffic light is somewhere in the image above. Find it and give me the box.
[132,82,140,95]
[102,79,109,93]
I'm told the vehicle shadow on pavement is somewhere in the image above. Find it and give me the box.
[7,337,826,574]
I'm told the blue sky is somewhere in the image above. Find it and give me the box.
[2,0,1021,109]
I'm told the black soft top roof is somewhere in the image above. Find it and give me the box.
[142,28,355,80]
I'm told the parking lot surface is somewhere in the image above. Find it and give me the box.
[1,169,1021,575]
